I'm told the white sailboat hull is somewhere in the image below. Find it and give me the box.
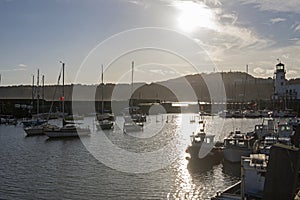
[24,127,44,136]
[44,127,91,138]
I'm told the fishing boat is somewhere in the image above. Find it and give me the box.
[212,154,268,200]
[213,143,300,200]
[186,122,223,169]
[223,130,256,162]
[44,62,91,138]
[96,65,114,130]
[248,118,293,139]
[252,121,294,155]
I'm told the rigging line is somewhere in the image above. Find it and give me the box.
[47,67,63,121]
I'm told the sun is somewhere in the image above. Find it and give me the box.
[175,1,217,33]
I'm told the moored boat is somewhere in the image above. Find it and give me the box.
[43,62,91,138]
[213,143,300,200]
[96,65,115,131]
[24,124,58,136]
[223,130,256,163]
[21,118,47,128]
[123,116,143,133]
[97,119,114,130]
[44,124,91,138]
[219,110,233,118]
[186,122,223,170]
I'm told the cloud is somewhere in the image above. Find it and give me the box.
[251,67,273,78]
[14,63,28,71]
[0,64,28,72]
[127,0,150,8]
[270,18,286,24]
[237,0,300,14]
[220,13,238,25]
[123,0,298,78]
[203,0,222,7]
[287,70,298,77]
[18,64,27,68]
[253,67,265,74]
[173,0,272,51]
[13,68,26,71]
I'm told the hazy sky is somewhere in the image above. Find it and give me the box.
[1,0,300,85]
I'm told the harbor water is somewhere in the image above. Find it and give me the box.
[0,114,284,199]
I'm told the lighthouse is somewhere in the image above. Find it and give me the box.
[274,62,286,97]
[273,61,300,101]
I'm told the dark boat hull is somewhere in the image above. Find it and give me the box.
[186,146,223,171]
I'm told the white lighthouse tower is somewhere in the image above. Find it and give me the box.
[274,62,286,97]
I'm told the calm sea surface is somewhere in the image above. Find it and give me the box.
[0,114,283,200]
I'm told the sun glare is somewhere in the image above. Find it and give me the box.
[175,1,217,33]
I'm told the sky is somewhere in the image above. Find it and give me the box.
[1,0,300,85]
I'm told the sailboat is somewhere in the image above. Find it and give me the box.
[22,72,47,129]
[44,62,91,138]
[96,65,114,130]
[123,61,144,134]
[24,69,48,136]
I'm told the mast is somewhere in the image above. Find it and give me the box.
[131,61,134,107]
[242,64,248,108]
[62,62,65,116]
[37,69,40,115]
[60,61,65,117]
[101,64,104,115]
[32,74,35,105]
[42,75,45,114]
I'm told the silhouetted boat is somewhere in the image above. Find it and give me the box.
[223,130,255,162]
[186,122,223,169]
[96,65,114,130]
